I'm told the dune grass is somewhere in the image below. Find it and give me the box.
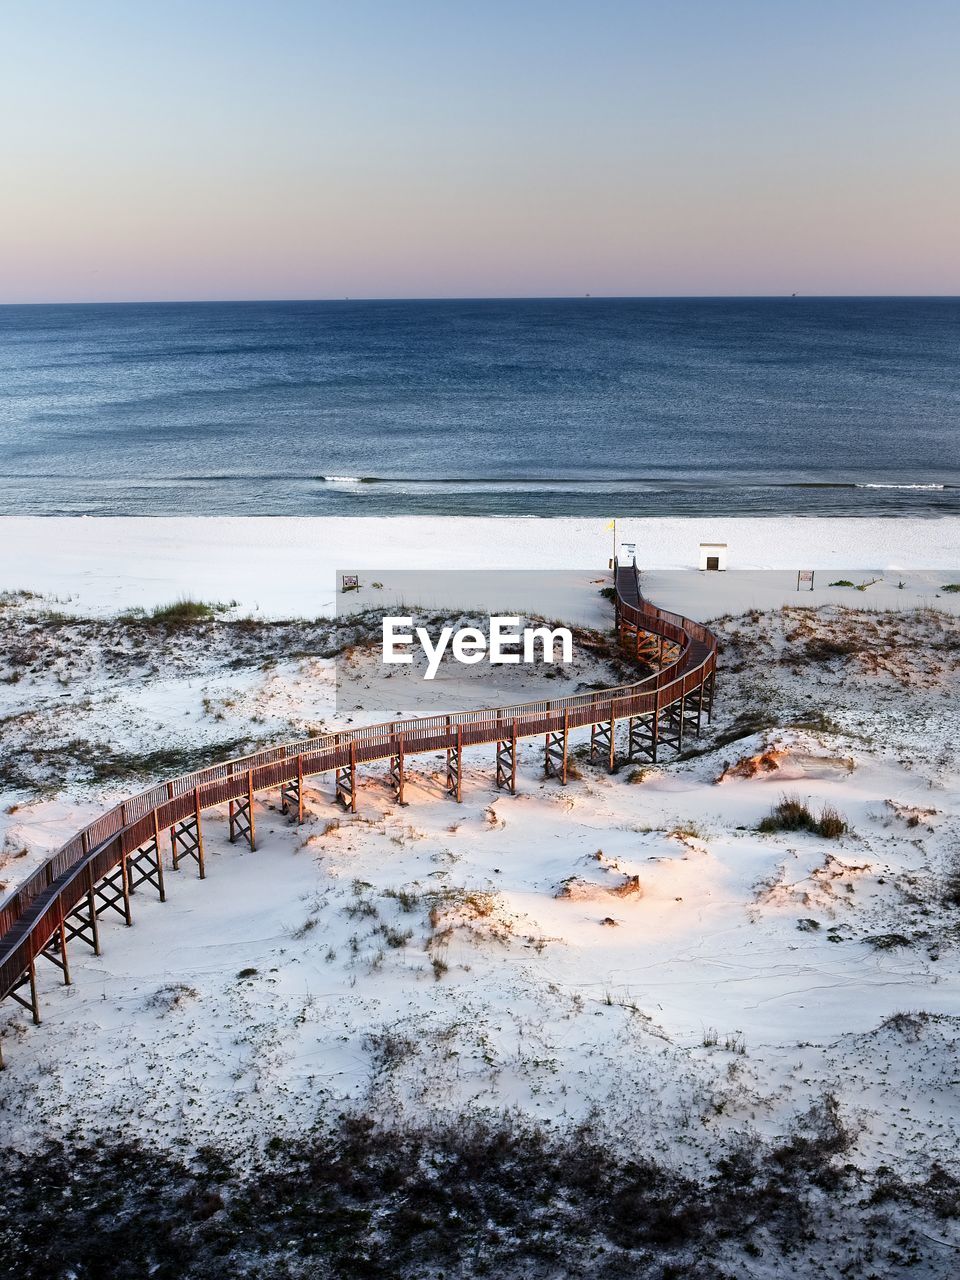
[115,598,237,625]
[759,795,848,839]
[148,598,230,623]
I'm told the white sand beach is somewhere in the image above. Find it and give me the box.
[0,515,958,619]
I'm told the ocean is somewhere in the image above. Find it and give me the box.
[0,297,957,517]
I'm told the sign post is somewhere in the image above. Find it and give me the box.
[797,570,814,592]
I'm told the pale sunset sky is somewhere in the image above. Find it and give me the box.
[1,0,958,302]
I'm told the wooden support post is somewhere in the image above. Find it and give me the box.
[247,770,256,851]
[64,833,102,956]
[544,710,569,785]
[229,770,256,848]
[609,705,618,774]
[229,794,244,845]
[390,731,405,805]
[654,693,684,757]
[151,814,165,896]
[120,849,132,926]
[626,706,661,765]
[590,713,614,772]
[29,960,39,1023]
[281,756,305,823]
[173,790,206,876]
[195,787,206,878]
[228,765,238,843]
[40,900,72,986]
[5,963,42,1042]
[84,862,101,954]
[90,854,134,928]
[496,722,517,794]
[336,740,358,813]
[280,777,301,822]
[156,808,167,901]
[8,961,41,1026]
[627,717,640,762]
[57,908,71,985]
[278,747,288,814]
[446,725,463,802]
[129,811,166,900]
[126,817,136,894]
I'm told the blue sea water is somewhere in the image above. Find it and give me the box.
[0,297,957,516]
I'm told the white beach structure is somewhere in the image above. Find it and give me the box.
[698,541,728,571]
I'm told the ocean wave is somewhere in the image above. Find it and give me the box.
[312,476,958,496]
[855,483,947,490]
[313,475,678,495]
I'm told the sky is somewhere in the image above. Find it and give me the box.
[1,0,958,302]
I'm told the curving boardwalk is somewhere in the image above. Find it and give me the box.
[0,562,717,1063]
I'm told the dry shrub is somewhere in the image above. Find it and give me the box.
[816,806,847,839]
[759,795,848,838]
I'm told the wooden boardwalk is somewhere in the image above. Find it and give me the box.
[0,561,717,1062]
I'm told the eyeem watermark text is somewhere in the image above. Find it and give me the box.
[382,616,573,680]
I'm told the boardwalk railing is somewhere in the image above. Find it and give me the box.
[0,563,717,1058]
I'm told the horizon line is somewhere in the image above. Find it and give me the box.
[2,293,960,308]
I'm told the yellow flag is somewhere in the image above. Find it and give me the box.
[605,519,616,531]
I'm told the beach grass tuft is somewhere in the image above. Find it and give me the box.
[147,597,229,624]
[759,795,848,839]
